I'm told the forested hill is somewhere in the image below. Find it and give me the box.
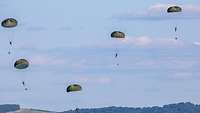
[0,104,20,113]
[60,102,200,113]
[1,102,200,113]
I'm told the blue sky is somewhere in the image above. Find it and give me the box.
[0,0,200,111]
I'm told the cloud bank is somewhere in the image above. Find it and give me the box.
[116,4,200,20]
[121,36,184,47]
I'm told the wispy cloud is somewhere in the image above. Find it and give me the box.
[122,36,184,47]
[30,55,66,66]
[116,4,200,20]
[126,36,152,46]
[75,76,112,85]
[193,41,200,46]
[25,26,48,31]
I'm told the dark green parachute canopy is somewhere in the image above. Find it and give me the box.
[14,59,29,69]
[111,31,125,38]
[167,6,182,13]
[1,18,18,28]
[66,84,82,92]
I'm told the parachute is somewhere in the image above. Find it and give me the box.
[167,6,182,40]
[1,18,18,55]
[14,59,29,91]
[66,84,82,92]
[111,31,125,38]
[1,18,18,28]
[66,84,82,112]
[2,18,29,91]
[167,6,182,13]
[14,59,29,70]
[111,31,125,66]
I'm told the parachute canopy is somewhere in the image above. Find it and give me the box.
[1,18,18,28]
[111,31,125,38]
[167,6,182,13]
[14,59,29,69]
[66,84,82,92]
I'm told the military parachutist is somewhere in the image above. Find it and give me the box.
[115,53,118,58]
[22,81,25,86]
[9,41,12,46]
[175,27,177,32]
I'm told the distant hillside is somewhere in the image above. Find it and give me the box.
[60,102,200,113]
[1,102,200,113]
[0,104,20,113]
[6,109,55,113]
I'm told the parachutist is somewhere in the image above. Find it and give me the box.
[115,53,118,58]
[167,6,182,41]
[22,81,25,86]
[8,51,11,55]
[175,27,177,32]
[111,31,125,66]
[9,41,12,46]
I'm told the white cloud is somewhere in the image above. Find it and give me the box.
[148,3,169,13]
[185,5,200,13]
[131,36,152,46]
[149,4,200,13]
[73,76,112,85]
[30,55,65,66]
[122,36,184,47]
[193,41,200,46]
[117,4,200,20]
[170,72,194,80]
